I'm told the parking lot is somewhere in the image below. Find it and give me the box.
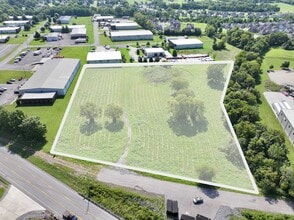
[44,33,87,46]
[0,79,26,106]
[12,47,61,67]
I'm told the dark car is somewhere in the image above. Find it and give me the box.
[193,197,203,204]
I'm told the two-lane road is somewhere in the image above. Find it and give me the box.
[0,146,117,220]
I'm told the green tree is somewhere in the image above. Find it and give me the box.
[170,77,189,91]
[33,31,41,39]
[9,110,25,134]
[205,25,216,38]
[19,116,47,141]
[105,103,123,123]
[268,32,289,47]
[172,49,177,57]
[281,61,290,69]
[80,103,101,124]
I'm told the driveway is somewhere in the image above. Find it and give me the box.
[97,168,294,219]
[0,185,45,220]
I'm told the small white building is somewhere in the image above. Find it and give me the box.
[71,28,86,39]
[58,16,71,24]
[3,20,30,27]
[168,38,203,50]
[110,22,138,30]
[9,15,33,20]
[93,15,114,22]
[110,30,153,41]
[87,51,122,64]
[45,33,60,42]
[0,26,21,34]
[143,48,165,58]
[0,35,9,43]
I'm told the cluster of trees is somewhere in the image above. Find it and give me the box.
[80,103,123,124]
[134,12,156,33]
[164,27,202,37]
[0,108,47,142]
[227,28,293,55]
[181,0,280,12]
[168,77,204,125]
[225,51,294,196]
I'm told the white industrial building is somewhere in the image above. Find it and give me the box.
[3,20,30,27]
[71,28,86,39]
[143,48,165,58]
[45,33,60,41]
[50,25,86,32]
[87,51,122,64]
[278,109,294,143]
[57,16,71,24]
[19,58,80,96]
[0,26,21,34]
[93,14,114,22]
[0,35,9,43]
[168,38,203,49]
[9,15,33,20]
[110,30,153,41]
[110,22,138,30]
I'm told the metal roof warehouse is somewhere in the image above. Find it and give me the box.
[110,30,153,41]
[87,51,122,64]
[168,38,203,49]
[19,58,80,96]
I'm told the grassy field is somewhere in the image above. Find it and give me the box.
[70,17,94,44]
[256,48,294,165]
[8,22,44,44]
[4,47,89,153]
[274,3,294,13]
[0,70,32,83]
[52,63,256,191]
[180,22,207,32]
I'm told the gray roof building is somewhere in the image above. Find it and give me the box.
[19,58,80,96]
[58,16,71,24]
[110,30,153,41]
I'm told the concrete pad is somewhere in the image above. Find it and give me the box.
[268,69,294,86]
[0,185,45,220]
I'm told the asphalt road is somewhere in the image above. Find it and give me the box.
[97,168,294,219]
[0,146,118,220]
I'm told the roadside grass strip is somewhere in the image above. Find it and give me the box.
[51,62,258,194]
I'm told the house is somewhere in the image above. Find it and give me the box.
[168,38,203,49]
[45,33,60,41]
[87,51,122,64]
[57,16,71,24]
[19,58,80,98]
[110,30,153,41]
[0,26,21,34]
[70,28,86,39]
[110,22,138,30]
[0,35,10,43]
[3,20,30,27]
[143,48,165,58]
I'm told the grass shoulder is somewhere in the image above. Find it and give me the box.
[28,156,165,220]
[230,208,294,220]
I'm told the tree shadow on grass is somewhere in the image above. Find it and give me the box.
[7,138,47,158]
[80,121,102,136]
[219,141,245,170]
[207,80,225,91]
[168,117,208,137]
[105,120,124,132]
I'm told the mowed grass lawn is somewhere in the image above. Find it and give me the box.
[274,3,294,13]
[257,48,294,164]
[4,47,89,152]
[53,63,255,191]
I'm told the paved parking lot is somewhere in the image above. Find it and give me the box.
[0,79,25,106]
[44,33,87,46]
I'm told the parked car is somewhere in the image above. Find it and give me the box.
[0,87,7,92]
[193,197,203,205]
[33,50,42,56]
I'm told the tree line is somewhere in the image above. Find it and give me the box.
[224,30,294,196]
[0,108,47,143]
